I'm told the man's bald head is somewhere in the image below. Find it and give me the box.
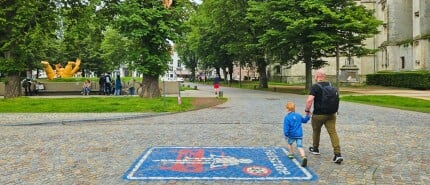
[315,69,326,81]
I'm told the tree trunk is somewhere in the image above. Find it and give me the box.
[223,67,227,81]
[228,65,233,83]
[304,47,313,92]
[4,73,22,98]
[257,57,268,88]
[140,75,160,98]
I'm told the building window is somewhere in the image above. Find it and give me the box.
[177,60,181,68]
[275,66,281,74]
[401,56,405,69]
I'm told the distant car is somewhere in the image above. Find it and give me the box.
[177,77,184,82]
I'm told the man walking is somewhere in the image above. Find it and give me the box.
[305,69,343,164]
[98,75,105,95]
[105,73,112,95]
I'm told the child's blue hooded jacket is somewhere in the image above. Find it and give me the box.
[283,112,310,138]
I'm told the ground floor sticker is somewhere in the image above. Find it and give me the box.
[123,146,317,181]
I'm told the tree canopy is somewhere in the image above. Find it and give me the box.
[0,0,192,98]
[0,0,57,97]
[113,0,192,97]
[1,0,382,98]
[185,0,382,90]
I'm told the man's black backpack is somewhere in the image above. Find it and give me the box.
[316,83,339,114]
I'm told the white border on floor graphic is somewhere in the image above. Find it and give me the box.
[123,146,317,181]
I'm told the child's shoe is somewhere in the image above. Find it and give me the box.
[288,154,294,159]
[301,157,307,167]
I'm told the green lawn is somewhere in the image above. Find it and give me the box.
[0,97,193,113]
[2,81,428,113]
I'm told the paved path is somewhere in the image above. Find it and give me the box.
[0,83,429,184]
[340,87,430,100]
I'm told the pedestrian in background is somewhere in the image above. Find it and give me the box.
[114,74,122,96]
[128,78,136,96]
[21,78,32,96]
[213,74,220,95]
[82,79,91,95]
[105,73,112,95]
[98,74,105,95]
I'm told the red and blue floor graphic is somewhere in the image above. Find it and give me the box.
[123,147,317,181]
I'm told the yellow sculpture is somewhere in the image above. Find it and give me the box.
[54,63,64,77]
[41,61,56,80]
[62,59,81,77]
[162,0,173,8]
[41,58,81,80]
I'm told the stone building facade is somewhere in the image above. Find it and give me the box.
[377,0,430,71]
[266,0,430,84]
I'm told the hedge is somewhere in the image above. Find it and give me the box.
[366,71,430,90]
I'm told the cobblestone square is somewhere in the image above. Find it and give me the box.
[1,83,429,184]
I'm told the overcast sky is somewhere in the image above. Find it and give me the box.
[191,0,202,4]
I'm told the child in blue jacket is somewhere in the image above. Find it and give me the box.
[284,102,310,167]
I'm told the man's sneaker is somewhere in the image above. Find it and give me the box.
[309,147,320,155]
[301,157,307,167]
[288,154,294,159]
[333,154,343,164]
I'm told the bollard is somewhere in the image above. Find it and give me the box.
[194,85,197,90]
[218,91,223,98]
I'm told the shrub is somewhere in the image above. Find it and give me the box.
[366,71,430,90]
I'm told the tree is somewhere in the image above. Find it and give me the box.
[176,41,198,82]
[189,0,285,87]
[57,0,109,76]
[248,0,381,90]
[100,27,130,73]
[176,1,200,82]
[220,0,255,86]
[0,0,57,98]
[114,0,191,97]
[191,0,270,88]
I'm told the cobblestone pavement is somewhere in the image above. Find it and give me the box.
[0,83,429,185]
